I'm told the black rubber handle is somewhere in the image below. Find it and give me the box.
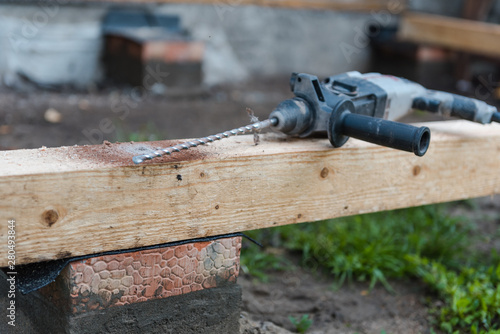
[341,113,430,156]
[328,100,430,157]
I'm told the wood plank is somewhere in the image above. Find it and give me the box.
[398,12,500,58]
[77,0,400,11]
[1,120,499,266]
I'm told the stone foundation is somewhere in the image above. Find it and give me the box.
[1,236,242,333]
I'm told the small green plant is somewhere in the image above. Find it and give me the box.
[288,314,313,333]
[407,256,500,333]
[240,244,291,282]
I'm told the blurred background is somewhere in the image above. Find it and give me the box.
[0,0,499,149]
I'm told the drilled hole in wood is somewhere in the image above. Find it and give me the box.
[43,209,59,227]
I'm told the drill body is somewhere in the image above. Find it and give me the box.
[270,72,499,156]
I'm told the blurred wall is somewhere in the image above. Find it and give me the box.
[0,3,377,87]
[155,5,375,85]
[1,1,497,88]
[0,5,106,88]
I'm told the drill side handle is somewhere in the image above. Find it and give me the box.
[329,100,430,157]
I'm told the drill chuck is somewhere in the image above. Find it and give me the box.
[269,98,311,136]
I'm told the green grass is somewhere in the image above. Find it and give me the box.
[288,314,313,333]
[241,204,500,333]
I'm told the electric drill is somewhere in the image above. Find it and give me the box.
[132,71,499,164]
[269,71,500,157]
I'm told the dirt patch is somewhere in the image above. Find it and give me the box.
[239,264,431,334]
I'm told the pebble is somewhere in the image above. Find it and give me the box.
[44,108,62,123]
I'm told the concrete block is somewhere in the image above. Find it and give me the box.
[0,236,242,333]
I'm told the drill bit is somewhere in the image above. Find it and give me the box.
[132,118,278,164]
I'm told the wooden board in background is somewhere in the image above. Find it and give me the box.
[398,12,500,58]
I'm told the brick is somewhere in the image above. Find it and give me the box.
[203,258,213,271]
[214,257,223,269]
[223,259,235,268]
[166,258,177,267]
[93,261,107,272]
[82,266,94,284]
[221,238,233,249]
[122,257,134,267]
[197,248,207,261]
[98,279,109,290]
[108,260,119,271]
[102,256,114,263]
[74,273,83,284]
[163,279,174,291]
[178,257,188,269]
[133,271,143,285]
[121,276,133,287]
[195,274,204,284]
[202,276,216,289]
[112,271,126,283]
[162,249,174,260]
[173,277,182,289]
[209,248,218,261]
[171,266,184,277]
[125,265,134,276]
[174,245,188,258]
[110,279,120,290]
[99,270,111,279]
[213,242,225,254]
[160,268,170,278]
[99,289,112,303]
[138,267,152,277]
[182,273,195,286]
[79,284,90,296]
[184,259,197,274]
[90,273,101,294]
[153,264,161,276]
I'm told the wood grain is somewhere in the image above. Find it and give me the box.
[1,120,499,266]
[398,12,500,58]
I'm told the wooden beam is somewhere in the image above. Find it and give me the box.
[398,12,500,58]
[1,120,499,266]
[77,0,402,11]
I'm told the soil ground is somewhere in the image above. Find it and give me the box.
[1,78,498,333]
[238,196,500,334]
